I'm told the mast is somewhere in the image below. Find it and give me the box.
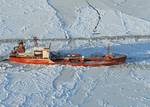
[49,42,51,59]
[107,44,111,54]
[33,36,38,47]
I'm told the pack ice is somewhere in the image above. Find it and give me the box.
[1,0,150,107]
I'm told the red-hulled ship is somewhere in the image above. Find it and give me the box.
[8,40,127,67]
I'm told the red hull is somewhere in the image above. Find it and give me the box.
[8,55,127,67]
[8,57,55,65]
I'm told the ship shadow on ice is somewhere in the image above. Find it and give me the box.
[58,41,150,64]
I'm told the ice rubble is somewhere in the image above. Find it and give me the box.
[0,64,84,107]
[1,40,150,106]
[0,43,15,56]
[0,62,150,107]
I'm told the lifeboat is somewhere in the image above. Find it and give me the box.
[8,40,127,67]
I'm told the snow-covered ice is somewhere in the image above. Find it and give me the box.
[0,40,150,107]
[1,0,150,106]
[0,60,150,107]
[1,0,150,39]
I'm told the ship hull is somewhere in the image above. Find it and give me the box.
[9,55,127,67]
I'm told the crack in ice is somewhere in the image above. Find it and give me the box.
[46,0,71,39]
[87,1,101,34]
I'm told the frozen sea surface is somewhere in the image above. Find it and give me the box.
[0,40,150,107]
[1,0,150,106]
[1,0,150,39]
[0,62,150,107]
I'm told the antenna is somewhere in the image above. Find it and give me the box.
[49,42,51,59]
